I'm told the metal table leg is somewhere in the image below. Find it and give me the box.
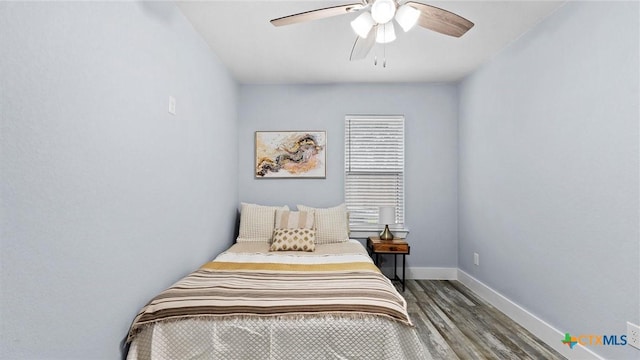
[402,254,405,292]
[394,254,397,279]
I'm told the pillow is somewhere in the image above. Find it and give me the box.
[270,228,316,252]
[346,212,350,238]
[275,210,315,229]
[297,204,349,244]
[237,203,289,243]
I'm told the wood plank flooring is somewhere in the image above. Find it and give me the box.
[398,280,565,360]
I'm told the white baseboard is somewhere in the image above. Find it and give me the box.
[408,266,458,280]
[379,266,458,280]
[456,270,604,360]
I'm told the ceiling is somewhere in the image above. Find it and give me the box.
[176,1,566,84]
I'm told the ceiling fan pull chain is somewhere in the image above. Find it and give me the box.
[383,43,387,68]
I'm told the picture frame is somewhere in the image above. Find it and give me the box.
[255,131,326,178]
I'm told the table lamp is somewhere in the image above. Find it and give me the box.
[378,206,395,240]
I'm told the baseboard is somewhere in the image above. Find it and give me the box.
[457,270,604,360]
[378,266,458,280]
[408,266,458,280]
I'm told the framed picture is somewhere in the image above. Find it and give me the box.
[255,131,326,178]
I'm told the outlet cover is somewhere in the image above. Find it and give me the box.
[628,322,640,349]
[473,253,479,266]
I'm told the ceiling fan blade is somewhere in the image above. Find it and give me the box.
[406,1,474,37]
[271,3,364,27]
[350,27,376,61]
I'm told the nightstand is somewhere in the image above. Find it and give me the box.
[367,236,410,291]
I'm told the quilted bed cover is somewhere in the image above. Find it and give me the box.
[126,240,428,360]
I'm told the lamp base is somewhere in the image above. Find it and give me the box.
[380,225,394,241]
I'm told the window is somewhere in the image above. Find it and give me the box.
[344,115,405,232]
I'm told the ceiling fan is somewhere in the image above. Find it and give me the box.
[270,0,474,65]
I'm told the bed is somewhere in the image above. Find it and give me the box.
[125,204,427,360]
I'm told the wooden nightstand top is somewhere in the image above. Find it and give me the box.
[367,236,410,254]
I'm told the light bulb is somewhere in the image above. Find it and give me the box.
[371,0,396,24]
[395,4,420,32]
[350,11,375,38]
[375,22,396,44]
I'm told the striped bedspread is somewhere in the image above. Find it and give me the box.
[127,250,413,343]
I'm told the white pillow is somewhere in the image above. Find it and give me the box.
[275,210,315,229]
[237,203,289,243]
[297,204,349,244]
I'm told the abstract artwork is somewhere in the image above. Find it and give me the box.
[255,131,326,178]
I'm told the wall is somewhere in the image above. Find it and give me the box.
[0,2,238,359]
[458,2,639,359]
[239,84,458,268]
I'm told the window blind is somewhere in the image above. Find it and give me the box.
[345,115,405,229]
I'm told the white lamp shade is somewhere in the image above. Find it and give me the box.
[350,12,375,38]
[395,4,420,32]
[376,22,396,44]
[371,0,396,24]
[379,206,396,225]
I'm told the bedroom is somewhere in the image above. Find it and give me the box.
[1,1,638,359]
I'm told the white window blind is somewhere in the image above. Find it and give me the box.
[345,115,405,230]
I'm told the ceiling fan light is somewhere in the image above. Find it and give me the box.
[395,4,420,32]
[371,0,396,24]
[375,22,396,44]
[350,11,375,38]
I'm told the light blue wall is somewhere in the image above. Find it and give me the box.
[458,2,639,359]
[0,2,238,359]
[238,84,459,268]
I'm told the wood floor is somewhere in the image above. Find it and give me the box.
[398,280,565,360]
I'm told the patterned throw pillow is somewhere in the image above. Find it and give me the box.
[270,228,316,252]
[237,203,289,243]
[275,210,315,229]
[297,204,349,244]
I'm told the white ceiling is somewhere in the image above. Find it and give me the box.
[176,1,566,84]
